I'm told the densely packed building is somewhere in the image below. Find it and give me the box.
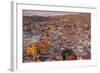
[23,13,91,62]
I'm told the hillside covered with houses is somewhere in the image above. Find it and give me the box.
[23,12,91,62]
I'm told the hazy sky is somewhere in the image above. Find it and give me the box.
[23,10,80,16]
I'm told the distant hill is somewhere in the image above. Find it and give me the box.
[23,13,90,24]
[23,15,50,22]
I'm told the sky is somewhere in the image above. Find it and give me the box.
[23,10,80,16]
